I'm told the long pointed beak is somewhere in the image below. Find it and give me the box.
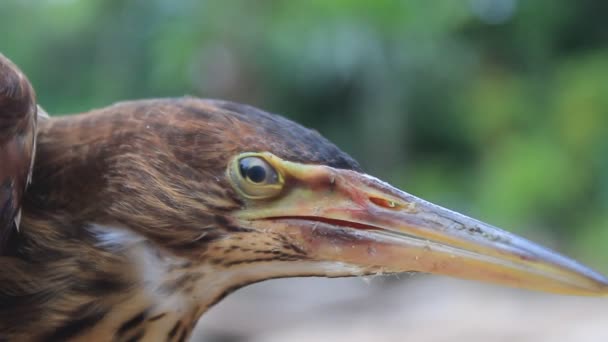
[237,158,608,296]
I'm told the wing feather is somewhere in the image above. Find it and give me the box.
[0,54,37,252]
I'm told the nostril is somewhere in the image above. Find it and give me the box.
[369,197,400,210]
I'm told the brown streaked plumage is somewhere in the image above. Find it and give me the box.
[1,54,608,341]
[0,53,37,251]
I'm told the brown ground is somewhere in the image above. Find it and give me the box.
[194,275,608,342]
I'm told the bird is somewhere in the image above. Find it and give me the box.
[1,53,607,342]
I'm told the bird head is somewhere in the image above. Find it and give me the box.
[34,98,608,301]
[52,98,604,298]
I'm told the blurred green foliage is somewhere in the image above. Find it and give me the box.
[1,0,607,269]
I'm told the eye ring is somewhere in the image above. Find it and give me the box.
[228,153,284,199]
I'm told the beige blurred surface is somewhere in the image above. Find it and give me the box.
[194,275,608,342]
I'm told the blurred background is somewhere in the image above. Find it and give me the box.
[2,0,608,341]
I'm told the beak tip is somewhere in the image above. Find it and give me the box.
[562,269,608,296]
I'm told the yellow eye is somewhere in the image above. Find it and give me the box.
[228,154,284,199]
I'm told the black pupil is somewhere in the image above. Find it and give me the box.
[247,165,267,183]
[239,158,268,183]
